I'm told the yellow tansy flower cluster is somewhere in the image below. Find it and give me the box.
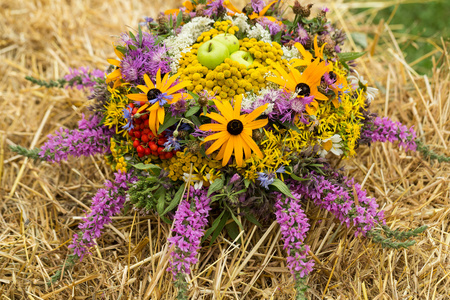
[160,149,221,181]
[196,20,239,43]
[178,33,289,101]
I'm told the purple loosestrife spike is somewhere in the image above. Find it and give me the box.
[39,114,114,163]
[69,171,137,260]
[167,188,211,278]
[274,192,314,278]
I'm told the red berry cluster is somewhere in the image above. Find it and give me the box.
[127,104,176,160]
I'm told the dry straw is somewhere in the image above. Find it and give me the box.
[1,0,449,299]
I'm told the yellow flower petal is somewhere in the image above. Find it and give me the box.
[242,103,268,125]
[199,123,227,133]
[128,93,147,102]
[222,136,235,166]
[144,74,155,89]
[205,132,230,155]
[246,118,268,130]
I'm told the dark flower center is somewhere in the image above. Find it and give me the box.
[147,88,162,101]
[295,83,311,96]
[329,71,337,82]
[227,119,244,135]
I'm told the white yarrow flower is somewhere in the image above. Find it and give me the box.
[247,23,272,43]
[224,13,250,34]
[164,17,214,73]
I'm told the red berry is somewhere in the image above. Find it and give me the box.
[129,103,134,108]
[129,129,134,136]
[148,132,155,138]
[138,152,144,158]
[157,147,164,154]
[157,139,165,146]
[143,113,149,120]
[133,140,140,148]
[143,128,150,134]
[132,108,138,115]
[135,118,142,125]
[144,148,151,156]
[144,119,149,126]
[149,142,158,151]
[141,134,149,143]
[137,145,144,153]
[152,151,158,156]
[165,152,173,159]
[134,131,141,139]
[159,154,166,160]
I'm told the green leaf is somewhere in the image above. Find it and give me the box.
[176,10,183,27]
[129,31,136,42]
[156,187,166,215]
[229,210,243,231]
[187,91,200,100]
[190,115,201,126]
[129,45,137,51]
[289,172,307,181]
[337,51,366,62]
[132,163,161,172]
[270,178,294,198]
[202,210,226,242]
[225,222,241,243]
[207,178,224,197]
[138,26,143,46]
[244,179,251,188]
[280,121,302,133]
[244,212,262,227]
[210,211,230,245]
[162,184,186,216]
[185,106,201,117]
[350,32,368,49]
[157,114,178,134]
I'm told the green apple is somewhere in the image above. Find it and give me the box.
[230,51,254,68]
[197,40,230,70]
[212,33,240,54]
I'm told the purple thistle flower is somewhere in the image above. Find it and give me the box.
[167,188,211,278]
[170,99,187,117]
[39,114,114,163]
[274,193,314,278]
[361,117,417,151]
[205,0,225,17]
[251,0,265,13]
[69,171,137,260]
[119,33,171,85]
[257,17,283,36]
[294,24,309,46]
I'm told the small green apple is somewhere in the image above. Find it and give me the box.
[212,33,240,54]
[230,51,254,68]
[197,40,230,70]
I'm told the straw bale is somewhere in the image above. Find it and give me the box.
[1,0,449,299]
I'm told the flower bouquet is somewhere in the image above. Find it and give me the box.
[14,0,444,298]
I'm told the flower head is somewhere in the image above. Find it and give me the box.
[267,59,329,115]
[127,70,191,134]
[199,95,268,167]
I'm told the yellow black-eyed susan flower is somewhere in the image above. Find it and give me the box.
[267,59,329,115]
[199,95,268,167]
[127,70,191,135]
